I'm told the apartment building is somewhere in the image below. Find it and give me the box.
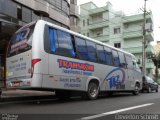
[79,2,154,76]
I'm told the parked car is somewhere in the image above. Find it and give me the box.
[142,76,159,93]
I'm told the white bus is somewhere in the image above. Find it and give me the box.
[6,20,142,100]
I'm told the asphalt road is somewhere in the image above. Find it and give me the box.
[0,88,160,120]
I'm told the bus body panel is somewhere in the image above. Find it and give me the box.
[42,53,136,91]
[6,50,32,88]
[6,20,142,94]
[31,21,49,75]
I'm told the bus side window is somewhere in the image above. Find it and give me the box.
[118,52,126,68]
[71,35,77,58]
[56,30,75,57]
[86,41,97,62]
[49,27,76,58]
[112,50,120,67]
[125,55,134,69]
[104,47,113,66]
[75,37,88,61]
[48,27,58,53]
[96,44,106,64]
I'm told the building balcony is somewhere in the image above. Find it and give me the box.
[123,30,154,42]
[91,35,109,43]
[123,13,152,23]
[146,32,154,42]
[123,47,142,54]
[146,44,154,53]
[88,20,109,30]
[123,30,142,39]
[123,45,154,54]
[89,7,108,15]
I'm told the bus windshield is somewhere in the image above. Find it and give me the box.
[7,23,35,57]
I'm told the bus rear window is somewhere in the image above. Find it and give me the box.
[7,24,35,57]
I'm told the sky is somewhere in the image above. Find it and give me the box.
[77,0,160,43]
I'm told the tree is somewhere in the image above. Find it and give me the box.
[153,50,160,83]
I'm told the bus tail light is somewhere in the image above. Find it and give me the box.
[31,59,41,78]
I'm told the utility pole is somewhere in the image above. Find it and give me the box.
[142,0,147,79]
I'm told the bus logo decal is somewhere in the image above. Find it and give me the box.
[104,68,125,89]
[58,59,94,72]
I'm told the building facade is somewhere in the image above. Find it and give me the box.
[79,2,155,76]
[153,41,160,83]
[70,0,79,32]
[0,0,78,87]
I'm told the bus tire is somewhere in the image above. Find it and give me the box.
[132,83,140,95]
[86,82,99,100]
[55,90,71,100]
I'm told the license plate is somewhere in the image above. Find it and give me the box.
[13,82,20,87]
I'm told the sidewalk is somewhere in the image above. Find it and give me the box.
[1,90,54,98]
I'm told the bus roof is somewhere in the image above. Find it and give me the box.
[36,20,134,57]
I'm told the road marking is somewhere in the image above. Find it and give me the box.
[80,103,154,120]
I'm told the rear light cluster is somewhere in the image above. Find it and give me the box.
[31,59,41,78]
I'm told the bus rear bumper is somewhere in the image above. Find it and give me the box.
[6,74,43,89]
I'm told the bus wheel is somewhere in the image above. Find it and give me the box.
[87,82,99,100]
[55,90,71,100]
[132,83,140,95]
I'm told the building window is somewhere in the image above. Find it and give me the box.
[124,24,129,29]
[114,27,121,34]
[17,4,22,20]
[93,28,103,37]
[22,6,32,23]
[114,43,121,48]
[0,0,17,18]
[83,20,85,26]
